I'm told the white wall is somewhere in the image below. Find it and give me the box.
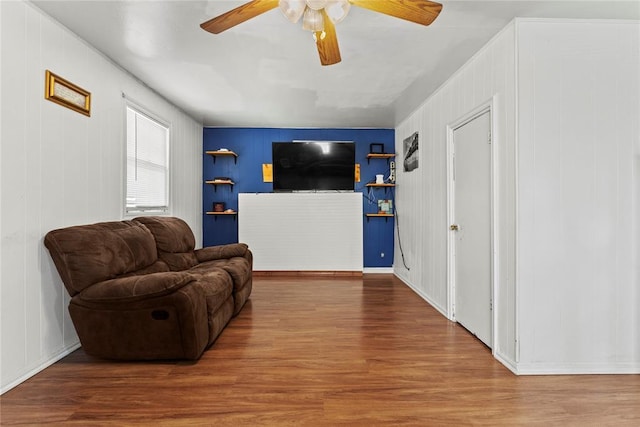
[516,20,639,373]
[0,1,203,393]
[394,18,639,374]
[394,22,518,365]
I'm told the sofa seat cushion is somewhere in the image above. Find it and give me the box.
[120,260,170,277]
[191,270,234,314]
[190,258,251,291]
[77,272,194,304]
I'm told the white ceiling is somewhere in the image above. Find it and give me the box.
[31,0,640,128]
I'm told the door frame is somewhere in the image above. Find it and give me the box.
[446,97,498,351]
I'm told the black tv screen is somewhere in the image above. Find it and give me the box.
[272,142,355,192]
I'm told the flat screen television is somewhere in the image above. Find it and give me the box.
[272,141,355,192]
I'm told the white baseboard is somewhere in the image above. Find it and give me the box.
[493,351,519,374]
[0,342,81,395]
[363,267,394,274]
[514,361,640,375]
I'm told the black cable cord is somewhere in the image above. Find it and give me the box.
[392,188,410,271]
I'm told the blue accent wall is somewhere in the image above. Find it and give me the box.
[203,127,395,268]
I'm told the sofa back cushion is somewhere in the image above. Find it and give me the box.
[44,220,158,296]
[156,252,199,271]
[133,216,198,270]
[133,216,196,253]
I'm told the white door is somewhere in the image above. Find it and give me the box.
[452,110,492,347]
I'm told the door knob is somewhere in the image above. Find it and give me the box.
[450,224,459,231]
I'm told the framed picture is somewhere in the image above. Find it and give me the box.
[44,70,91,116]
[378,199,393,214]
[403,131,419,172]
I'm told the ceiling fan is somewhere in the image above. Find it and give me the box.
[200,0,443,66]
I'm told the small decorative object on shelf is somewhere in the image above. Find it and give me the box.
[213,202,225,212]
[378,199,393,214]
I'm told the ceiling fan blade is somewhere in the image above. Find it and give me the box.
[200,0,279,34]
[349,0,442,26]
[315,10,341,66]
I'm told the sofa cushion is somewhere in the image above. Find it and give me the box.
[69,282,210,360]
[78,272,194,304]
[133,216,196,253]
[158,252,198,271]
[190,257,251,291]
[120,260,170,277]
[191,270,234,314]
[44,220,158,296]
[195,243,248,263]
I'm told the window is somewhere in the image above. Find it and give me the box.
[125,104,169,214]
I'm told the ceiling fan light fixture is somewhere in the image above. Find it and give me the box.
[279,0,306,23]
[325,0,350,23]
[305,0,327,11]
[302,7,324,32]
[312,30,327,42]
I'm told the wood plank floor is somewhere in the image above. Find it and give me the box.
[2,274,639,426]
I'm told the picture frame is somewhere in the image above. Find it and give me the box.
[378,199,393,214]
[369,143,384,154]
[403,131,419,172]
[44,70,91,116]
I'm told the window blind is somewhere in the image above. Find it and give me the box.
[126,106,169,213]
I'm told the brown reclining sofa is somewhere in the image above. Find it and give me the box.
[44,216,252,360]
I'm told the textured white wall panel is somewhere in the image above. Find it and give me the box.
[396,18,639,374]
[395,22,518,364]
[517,20,640,373]
[239,193,363,271]
[0,1,202,393]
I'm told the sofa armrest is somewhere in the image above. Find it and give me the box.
[77,271,194,304]
[195,243,249,263]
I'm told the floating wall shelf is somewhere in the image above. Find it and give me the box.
[365,213,394,222]
[366,153,395,164]
[206,150,238,164]
[205,211,237,221]
[205,180,235,192]
[365,183,395,187]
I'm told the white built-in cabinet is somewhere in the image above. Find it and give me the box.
[238,193,363,271]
